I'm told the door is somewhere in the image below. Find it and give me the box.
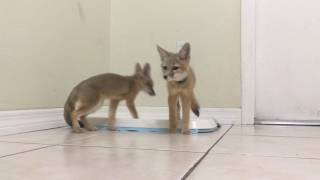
[255,0,320,123]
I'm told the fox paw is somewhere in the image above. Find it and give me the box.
[73,128,85,133]
[169,127,177,133]
[86,126,99,131]
[108,126,118,131]
[181,129,191,135]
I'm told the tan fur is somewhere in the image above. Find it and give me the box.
[157,43,200,135]
[64,63,155,133]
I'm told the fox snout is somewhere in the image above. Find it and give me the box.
[148,88,156,96]
[162,74,175,82]
[143,86,156,96]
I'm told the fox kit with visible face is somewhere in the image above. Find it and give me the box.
[157,43,200,135]
[64,63,155,133]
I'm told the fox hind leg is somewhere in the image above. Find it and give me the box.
[71,96,101,133]
[80,116,98,131]
[71,111,85,133]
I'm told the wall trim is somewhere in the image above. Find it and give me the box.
[0,106,241,136]
[241,0,256,124]
[255,119,320,126]
[0,108,66,136]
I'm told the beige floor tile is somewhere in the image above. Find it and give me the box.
[0,127,100,145]
[212,134,320,159]
[62,125,231,152]
[0,145,202,180]
[229,125,320,138]
[188,153,320,180]
[0,142,47,157]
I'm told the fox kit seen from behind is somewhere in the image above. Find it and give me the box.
[64,63,155,133]
[157,43,200,135]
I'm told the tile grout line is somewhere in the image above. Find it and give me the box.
[0,126,67,137]
[212,152,320,161]
[0,145,58,159]
[253,154,320,161]
[0,140,209,154]
[0,126,233,158]
[0,140,55,145]
[0,129,230,154]
[181,125,234,180]
[228,133,320,139]
[57,144,205,154]
[0,140,205,154]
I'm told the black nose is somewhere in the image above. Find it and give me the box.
[163,75,167,79]
[149,89,156,96]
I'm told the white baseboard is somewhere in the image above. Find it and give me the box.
[0,108,66,136]
[0,106,241,136]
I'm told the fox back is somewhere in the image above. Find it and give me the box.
[64,63,155,131]
[68,63,155,105]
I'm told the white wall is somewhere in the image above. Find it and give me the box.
[256,0,320,120]
[0,0,110,110]
[109,0,241,108]
[0,0,241,110]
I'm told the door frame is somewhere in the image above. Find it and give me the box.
[241,0,256,124]
[240,0,320,125]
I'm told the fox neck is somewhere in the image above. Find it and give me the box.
[176,77,188,86]
[129,74,144,92]
[167,68,194,91]
[175,67,191,86]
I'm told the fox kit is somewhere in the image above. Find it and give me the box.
[64,63,155,133]
[157,43,200,134]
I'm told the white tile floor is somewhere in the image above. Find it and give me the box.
[0,125,320,180]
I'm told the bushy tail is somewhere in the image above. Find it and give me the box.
[176,94,200,117]
[64,99,73,127]
[191,94,200,117]
[64,94,84,127]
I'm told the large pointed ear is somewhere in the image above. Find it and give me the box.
[135,63,142,74]
[178,42,190,60]
[156,45,169,60]
[143,63,151,76]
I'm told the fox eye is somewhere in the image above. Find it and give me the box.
[172,66,179,70]
[162,66,167,70]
